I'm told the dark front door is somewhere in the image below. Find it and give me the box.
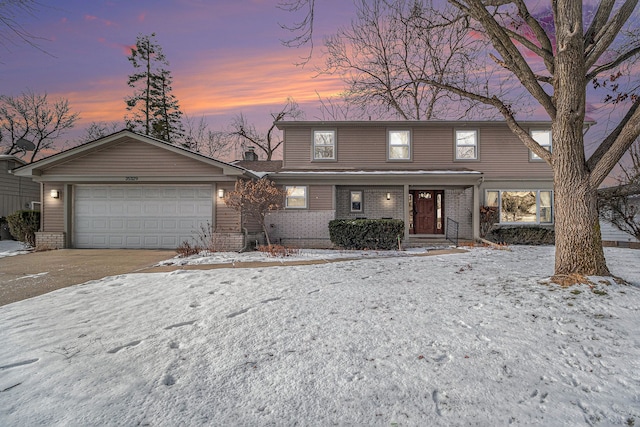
[412,190,444,234]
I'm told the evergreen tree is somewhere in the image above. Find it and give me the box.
[125,33,184,144]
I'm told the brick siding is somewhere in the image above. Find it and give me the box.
[36,232,66,249]
[265,210,335,248]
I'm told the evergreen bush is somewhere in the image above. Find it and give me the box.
[6,210,40,246]
[329,219,404,250]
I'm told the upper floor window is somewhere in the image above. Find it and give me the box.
[455,130,478,160]
[313,130,336,160]
[285,186,307,209]
[388,130,411,161]
[530,130,552,161]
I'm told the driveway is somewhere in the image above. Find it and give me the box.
[0,249,176,307]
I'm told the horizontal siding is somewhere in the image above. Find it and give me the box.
[309,185,333,210]
[43,182,64,232]
[43,138,224,177]
[283,123,553,180]
[216,182,241,232]
[0,168,40,216]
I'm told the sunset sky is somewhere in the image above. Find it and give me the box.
[0,0,636,173]
[0,0,355,140]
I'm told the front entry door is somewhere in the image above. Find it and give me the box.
[412,190,444,234]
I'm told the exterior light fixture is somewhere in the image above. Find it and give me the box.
[50,189,60,199]
[217,188,225,198]
[386,192,391,200]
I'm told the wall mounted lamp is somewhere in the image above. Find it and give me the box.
[217,188,225,198]
[50,189,60,199]
[386,192,391,200]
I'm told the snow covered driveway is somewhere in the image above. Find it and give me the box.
[0,246,638,425]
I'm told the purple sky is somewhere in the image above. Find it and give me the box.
[0,0,635,180]
[0,0,355,139]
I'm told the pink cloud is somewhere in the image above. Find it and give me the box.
[84,14,98,21]
[137,12,146,23]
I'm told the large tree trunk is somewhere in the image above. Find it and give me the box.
[552,0,610,277]
[553,172,610,276]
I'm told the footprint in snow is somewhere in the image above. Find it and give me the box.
[107,340,142,354]
[0,358,39,370]
[164,320,196,330]
[227,308,251,318]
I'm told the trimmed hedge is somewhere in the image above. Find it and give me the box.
[329,219,404,250]
[6,210,40,247]
[486,226,555,245]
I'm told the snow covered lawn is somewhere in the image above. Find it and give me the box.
[1,246,638,426]
[0,240,29,259]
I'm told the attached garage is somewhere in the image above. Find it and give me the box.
[13,130,255,250]
[74,185,213,249]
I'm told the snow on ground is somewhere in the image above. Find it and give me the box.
[158,246,434,266]
[0,246,639,426]
[0,240,29,259]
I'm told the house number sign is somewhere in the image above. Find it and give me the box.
[125,176,139,181]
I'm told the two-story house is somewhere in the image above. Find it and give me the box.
[13,122,553,250]
[252,121,554,248]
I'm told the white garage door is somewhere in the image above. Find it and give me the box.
[74,185,213,249]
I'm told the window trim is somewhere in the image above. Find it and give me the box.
[387,129,412,161]
[312,129,337,161]
[486,189,554,225]
[285,185,308,209]
[529,129,552,161]
[454,129,479,161]
[350,190,363,213]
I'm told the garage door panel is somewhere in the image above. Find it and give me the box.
[75,185,213,249]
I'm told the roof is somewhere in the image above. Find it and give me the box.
[0,155,27,166]
[275,120,564,130]
[233,160,283,173]
[13,130,257,179]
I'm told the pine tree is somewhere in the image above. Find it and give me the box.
[125,33,184,144]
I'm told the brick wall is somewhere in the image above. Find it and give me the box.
[265,210,335,248]
[336,186,404,219]
[36,232,66,249]
[444,188,473,240]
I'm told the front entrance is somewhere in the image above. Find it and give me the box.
[410,190,444,234]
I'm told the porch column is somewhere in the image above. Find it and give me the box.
[403,184,410,239]
[472,184,480,240]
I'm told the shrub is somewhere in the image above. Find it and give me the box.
[258,244,300,257]
[329,219,404,250]
[486,226,554,245]
[479,206,499,238]
[6,210,40,247]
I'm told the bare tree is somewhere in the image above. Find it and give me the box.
[599,140,640,241]
[182,115,233,158]
[281,0,640,280]
[321,0,494,120]
[230,97,303,160]
[0,90,79,162]
[79,121,122,143]
[0,0,48,56]
[224,178,287,246]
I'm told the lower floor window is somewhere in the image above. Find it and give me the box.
[285,186,307,209]
[486,190,553,224]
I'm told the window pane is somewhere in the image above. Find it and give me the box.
[500,191,537,223]
[457,146,476,159]
[389,130,410,159]
[540,191,553,223]
[285,186,307,208]
[486,191,499,207]
[530,130,552,160]
[350,191,363,212]
[314,131,335,160]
